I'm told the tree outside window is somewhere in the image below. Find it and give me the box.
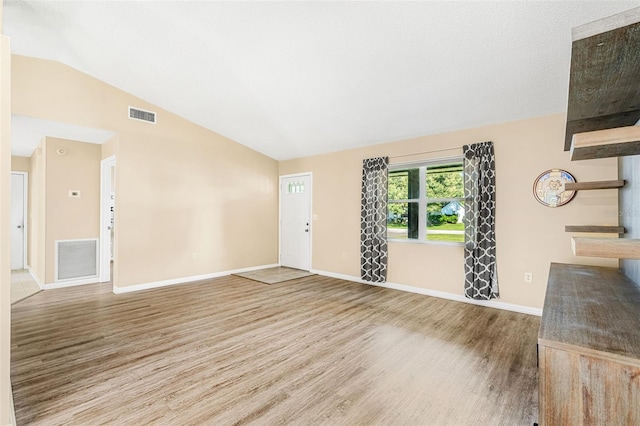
[388,160,464,243]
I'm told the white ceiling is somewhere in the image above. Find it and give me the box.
[11,115,116,157]
[4,1,640,161]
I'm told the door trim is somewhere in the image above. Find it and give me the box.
[12,171,28,270]
[279,172,313,270]
[100,155,116,283]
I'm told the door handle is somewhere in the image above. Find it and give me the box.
[305,229,309,232]
[17,225,22,229]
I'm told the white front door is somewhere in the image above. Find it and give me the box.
[11,172,27,270]
[280,174,311,270]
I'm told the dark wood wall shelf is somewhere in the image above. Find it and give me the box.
[564,8,640,152]
[564,225,625,234]
[564,179,624,190]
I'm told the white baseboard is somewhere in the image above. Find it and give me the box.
[27,266,95,290]
[26,262,540,316]
[43,276,101,289]
[26,266,44,290]
[311,269,542,317]
[113,263,281,294]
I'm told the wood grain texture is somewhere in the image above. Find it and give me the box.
[564,20,640,151]
[564,225,625,234]
[12,274,540,425]
[539,263,640,425]
[540,347,640,425]
[563,180,625,191]
[570,127,640,160]
[565,111,640,152]
[571,237,640,259]
[540,263,640,362]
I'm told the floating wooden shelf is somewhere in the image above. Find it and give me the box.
[563,12,640,152]
[570,126,640,160]
[565,225,625,234]
[571,237,640,259]
[564,180,625,190]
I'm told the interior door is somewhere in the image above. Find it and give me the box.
[11,173,26,270]
[280,174,311,270]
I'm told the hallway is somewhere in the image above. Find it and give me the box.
[10,270,40,304]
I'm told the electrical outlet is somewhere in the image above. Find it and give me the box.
[524,272,533,283]
[342,252,347,260]
[192,252,198,261]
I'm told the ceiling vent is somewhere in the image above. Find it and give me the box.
[128,106,157,124]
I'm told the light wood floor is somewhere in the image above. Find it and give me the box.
[11,274,540,425]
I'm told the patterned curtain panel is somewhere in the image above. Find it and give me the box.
[463,142,498,300]
[361,157,389,283]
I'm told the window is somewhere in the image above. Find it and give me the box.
[286,180,305,194]
[387,159,465,243]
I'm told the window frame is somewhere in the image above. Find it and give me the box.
[387,156,465,245]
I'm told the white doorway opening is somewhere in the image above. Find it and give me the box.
[11,172,28,270]
[99,155,116,283]
[279,173,312,271]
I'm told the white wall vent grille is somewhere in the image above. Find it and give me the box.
[56,239,99,282]
[128,106,157,124]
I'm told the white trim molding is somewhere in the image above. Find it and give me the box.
[113,263,280,294]
[27,266,45,290]
[27,266,99,290]
[311,269,542,317]
[43,277,102,290]
[99,155,116,283]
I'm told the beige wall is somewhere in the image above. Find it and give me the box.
[1,33,14,426]
[12,55,279,289]
[101,135,118,160]
[44,137,101,283]
[10,156,29,172]
[280,114,619,310]
[28,140,45,284]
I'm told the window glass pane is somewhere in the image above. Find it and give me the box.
[389,169,420,200]
[286,181,305,194]
[426,201,465,242]
[426,163,464,198]
[388,202,419,239]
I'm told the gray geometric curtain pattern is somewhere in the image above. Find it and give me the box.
[361,157,389,283]
[462,142,498,300]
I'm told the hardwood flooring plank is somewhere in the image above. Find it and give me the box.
[12,274,539,425]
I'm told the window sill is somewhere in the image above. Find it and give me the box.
[387,238,464,247]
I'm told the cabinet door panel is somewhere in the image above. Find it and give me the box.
[541,346,640,425]
[579,355,640,425]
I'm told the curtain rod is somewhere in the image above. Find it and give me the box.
[389,146,463,159]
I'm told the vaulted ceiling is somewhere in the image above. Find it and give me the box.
[4,1,640,160]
